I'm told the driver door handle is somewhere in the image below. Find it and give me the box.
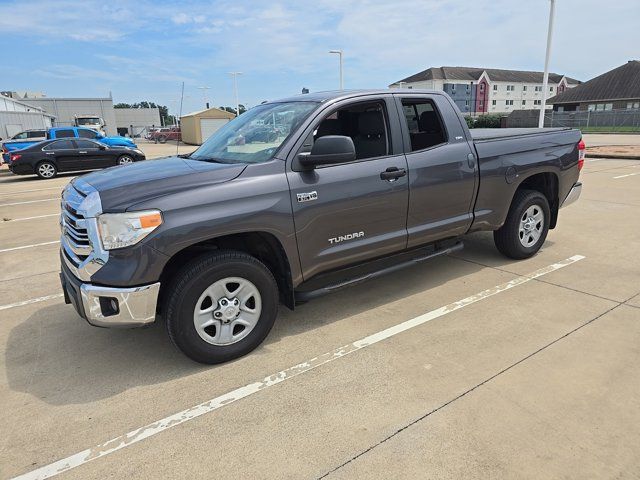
[380,166,407,181]
[78,151,87,154]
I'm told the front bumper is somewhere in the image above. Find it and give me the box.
[561,182,582,208]
[60,261,160,328]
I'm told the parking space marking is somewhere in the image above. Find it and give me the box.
[0,240,60,253]
[0,186,63,196]
[10,254,585,480]
[0,198,58,207]
[1,213,59,222]
[0,294,64,311]
[613,171,640,179]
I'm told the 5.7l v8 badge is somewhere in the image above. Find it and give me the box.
[297,191,318,203]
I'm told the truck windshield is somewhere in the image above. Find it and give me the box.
[77,118,101,125]
[189,101,318,164]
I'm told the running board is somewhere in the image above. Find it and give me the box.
[295,241,464,303]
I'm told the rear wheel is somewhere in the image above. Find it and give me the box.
[157,135,167,144]
[117,155,134,165]
[494,189,550,259]
[36,161,57,179]
[165,251,279,364]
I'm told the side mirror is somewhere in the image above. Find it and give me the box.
[98,145,106,150]
[298,135,356,169]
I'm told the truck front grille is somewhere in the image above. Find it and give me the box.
[61,186,92,264]
[60,180,106,281]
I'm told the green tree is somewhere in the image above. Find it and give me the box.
[114,101,173,126]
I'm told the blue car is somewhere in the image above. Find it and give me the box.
[2,127,137,164]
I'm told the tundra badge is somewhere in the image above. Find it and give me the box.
[328,231,365,244]
[297,191,318,203]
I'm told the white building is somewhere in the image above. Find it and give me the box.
[390,66,580,115]
[0,94,54,141]
[114,107,162,136]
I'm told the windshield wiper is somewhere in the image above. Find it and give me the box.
[191,156,233,164]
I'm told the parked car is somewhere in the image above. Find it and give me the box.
[59,89,583,364]
[9,129,48,141]
[147,127,181,143]
[2,127,137,163]
[8,138,145,179]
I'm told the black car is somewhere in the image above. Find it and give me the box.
[8,138,146,179]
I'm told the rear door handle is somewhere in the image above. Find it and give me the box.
[380,167,407,181]
[78,151,87,154]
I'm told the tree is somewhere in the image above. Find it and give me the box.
[219,105,247,116]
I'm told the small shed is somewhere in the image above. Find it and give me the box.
[180,107,236,145]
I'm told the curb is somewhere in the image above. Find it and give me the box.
[586,154,640,160]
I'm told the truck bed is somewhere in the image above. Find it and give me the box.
[470,127,572,142]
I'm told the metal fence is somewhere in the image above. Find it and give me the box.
[505,108,640,132]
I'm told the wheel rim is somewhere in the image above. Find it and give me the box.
[193,277,262,346]
[518,204,544,247]
[119,156,133,164]
[38,163,55,178]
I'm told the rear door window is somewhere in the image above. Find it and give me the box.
[43,140,75,150]
[400,99,447,151]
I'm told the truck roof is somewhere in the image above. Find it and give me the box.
[269,89,444,104]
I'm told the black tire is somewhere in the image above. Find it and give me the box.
[35,160,57,179]
[165,250,279,364]
[157,135,167,144]
[494,189,550,259]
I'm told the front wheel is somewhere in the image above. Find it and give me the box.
[36,161,57,179]
[165,251,278,364]
[157,135,167,144]
[494,189,550,259]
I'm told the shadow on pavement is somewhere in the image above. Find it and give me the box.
[5,235,531,406]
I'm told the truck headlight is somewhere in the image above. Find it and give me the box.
[97,210,162,250]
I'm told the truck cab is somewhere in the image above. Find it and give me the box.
[74,115,106,136]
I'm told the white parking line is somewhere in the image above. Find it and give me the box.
[0,198,58,207]
[10,254,585,480]
[0,294,64,311]
[0,240,60,253]
[0,186,62,196]
[613,171,640,179]
[1,213,59,222]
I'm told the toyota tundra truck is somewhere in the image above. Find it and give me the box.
[59,90,584,364]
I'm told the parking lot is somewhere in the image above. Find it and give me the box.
[1,145,639,479]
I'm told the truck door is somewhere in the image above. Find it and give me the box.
[394,94,478,247]
[287,97,409,280]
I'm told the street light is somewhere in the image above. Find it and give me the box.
[538,0,556,128]
[197,86,211,109]
[228,72,243,117]
[329,50,343,90]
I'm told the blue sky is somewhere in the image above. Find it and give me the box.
[1,0,638,116]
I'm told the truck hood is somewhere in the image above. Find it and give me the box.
[79,156,247,212]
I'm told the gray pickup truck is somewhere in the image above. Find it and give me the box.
[59,89,584,363]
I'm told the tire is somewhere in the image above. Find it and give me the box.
[157,135,167,144]
[117,155,134,165]
[35,161,57,179]
[165,250,279,364]
[494,189,550,259]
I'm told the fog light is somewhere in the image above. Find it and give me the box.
[99,297,120,317]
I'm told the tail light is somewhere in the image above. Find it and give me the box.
[577,139,585,171]
[10,153,22,162]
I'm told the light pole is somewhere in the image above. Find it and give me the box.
[197,86,211,109]
[228,72,243,116]
[538,0,556,128]
[329,50,343,90]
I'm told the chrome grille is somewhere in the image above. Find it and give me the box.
[62,186,91,263]
[60,179,107,281]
